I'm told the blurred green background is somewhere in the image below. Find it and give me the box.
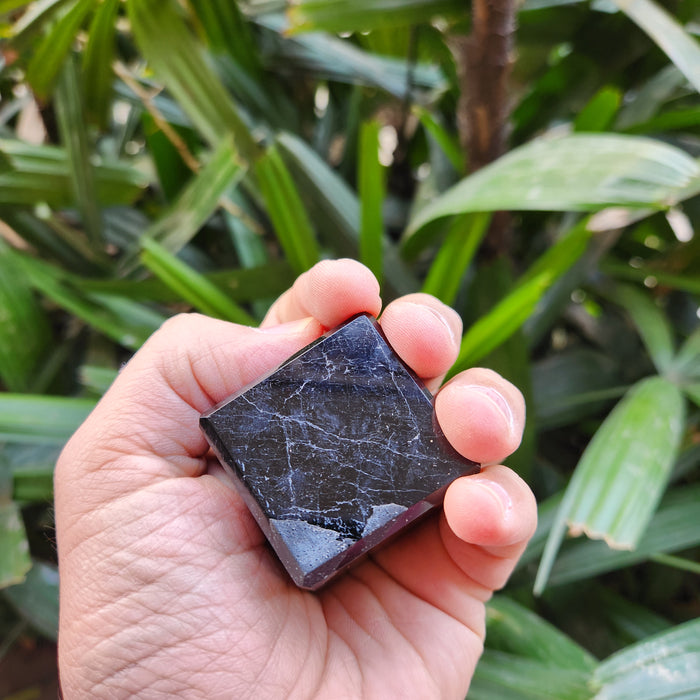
[0,0,699,697]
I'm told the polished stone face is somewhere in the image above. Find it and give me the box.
[200,313,479,590]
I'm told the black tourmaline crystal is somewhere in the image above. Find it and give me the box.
[200,313,479,590]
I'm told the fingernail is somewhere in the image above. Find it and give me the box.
[406,302,457,344]
[471,477,513,515]
[462,385,514,433]
[256,317,318,335]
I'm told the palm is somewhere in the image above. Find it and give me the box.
[101,472,484,699]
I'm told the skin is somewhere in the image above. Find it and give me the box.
[55,259,536,699]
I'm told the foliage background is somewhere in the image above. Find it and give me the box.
[0,0,699,697]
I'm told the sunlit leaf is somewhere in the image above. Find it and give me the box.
[287,0,460,33]
[591,618,700,699]
[613,0,700,95]
[0,497,31,589]
[404,135,700,248]
[0,394,95,443]
[25,0,96,98]
[535,377,686,594]
[128,0,258,158]
[140,237,256,324]
[358,120,385,285]
[256,144,320,275]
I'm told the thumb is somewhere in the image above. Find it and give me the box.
[57,314,322,490]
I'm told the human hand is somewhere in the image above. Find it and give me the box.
[55,259,536,699]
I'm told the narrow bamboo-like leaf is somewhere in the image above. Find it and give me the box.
[414,106,465,173]
[5,443,60,503]
[532,349,625,430]
[128,0,258,158]
[0,0,33,12]
[547,484,700,586]
[607,284,676,374]
[449,221,591,376]
[287,0,460,33]
[671,327,700,381]
[469,651,591,700]
[0,240,51,392]
[0,139,148,207]
[3,561,59,640]
[9,0,75,50]
[535,376,685,594]
[15,252,164,349]
[256,144,320,275]
[421,212,490,305]
[140,238,256,324]
[76,261,295,303]
[591,618,700,699]
[404,135,700,248]
[82,0,120,128]
[486,596,597,671]
[0,500,31,589]
[25,0,96,99]
[257,14,445,99]
[601,260,700,295]
[574,86,622,132]
[613,0,700,95]
[276,131,418,297]
[121,137,244,271]
[55,55,101,244]
[78,365,118,395]
[188,0,260,76]
[0,394,95,443]
[358,120,385,285]
[683,383,700,407]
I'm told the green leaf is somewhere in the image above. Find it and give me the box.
[287,0,461,33]
[404,135,700,247]
[486,596,597,672]
[15,252,165,349]
[613,0,700,95]
[574,86,622,132]
[3,561,59,640]
[128,0,258,158]
[547,484,700,586]
[255,144,320,275]
[78,365,118,395]
[122,137,244,271]
[276,131,418,298]
[421,213,490,305]
[0,240,51,393]
[670,327,700,382]
[683,383,700,408]
[55,55,102,244]
[591,618,700,699]
[257,14,445,100]
[82,0,120,128]
[0,498,31,589]
[0,139,148,207]
[532,349,626,430]
[140,238,256,324]
[607,284,676,374]
[0,394,95,443]
[449,220,592,375]
[535,376,686,594]
[358,120,385,285]
[188,0,260,76]
[9,0,75,50]
[469,651,591,700]
[25,0,96,99]
[414,106,465,173]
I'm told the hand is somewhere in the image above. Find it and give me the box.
[55,259,536,699]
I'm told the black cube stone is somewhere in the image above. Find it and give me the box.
[200,313,479,590]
